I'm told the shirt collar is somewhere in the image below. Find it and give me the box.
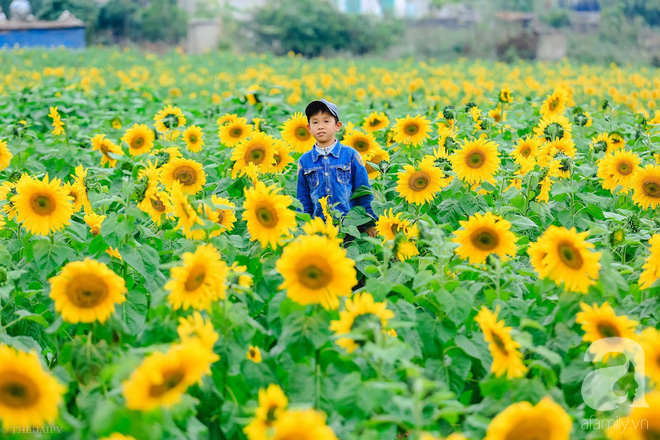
[312,140,341,162]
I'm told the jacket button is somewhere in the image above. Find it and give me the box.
[325,172,329,176]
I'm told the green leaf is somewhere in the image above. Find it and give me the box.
[350,185,373,200]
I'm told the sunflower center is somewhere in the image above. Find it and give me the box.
[520,146,531,157]
[184,264,206,291]
[299,258,332,289]
[148,369,185,397]
[471,227,499,251]
[504,418,551,440]
[405,123,419,135]
[616,161,633,176]
[247,146,266,164]
[391,223,402,235]
[408,171,430,191]
[150,196,165,212]
[231,127,243,138]
[642,428,660,440]
[189,135,198,144]
[216,211,225,224]
[296,127,310,141]
[548,98,560,111]
[557,241,584,270]
[273,153,281,165]
[0,374,39,407]
[597,322,621,338]
[466,151,485,169]
[266,405,279,423]
[643,180,660,198]
[370,118,380,127]
[354,140,369,152]
[492,332,508,355]
[249,348,257,358]
[174,165,197,186]
[131,136,144,149]
[65,273,109,308]
[30,193,57,216]
[256,205,278,228]
[68,190,79,204]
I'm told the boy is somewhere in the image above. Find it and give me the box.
[296,99,378,238]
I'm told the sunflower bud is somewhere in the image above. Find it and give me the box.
[8,172,21,183]
[573,111,589,127]
[627,213,641,233]
[486,254,501,271]
[444,136,458,153]
[593,141,607,154]
[154,151,170,167]
[436,157,452,172]
[609,228,626,246]
[0,265,8,287]
[465,102,477,112]
[443,105,456,121]
[601,99,611,110]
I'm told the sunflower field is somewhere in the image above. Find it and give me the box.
[1,47,660,440]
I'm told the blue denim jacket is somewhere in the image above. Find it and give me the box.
[296,141,376,220]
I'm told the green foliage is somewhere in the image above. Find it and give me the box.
[540,9,571,28]
[37,0,99,25]
[251,0,404,57]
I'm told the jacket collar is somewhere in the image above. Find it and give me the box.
[312,140,341,162]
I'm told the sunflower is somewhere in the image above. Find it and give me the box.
[281,112,315,153]
[247,346,262,363]
[13,174,73,236]
[632,165,660,209]
[242,181,297,249]
[165,244,229,311]
[590,132,618,155]
[122,123,155,156]
[363,111,390,132]
[452,212,518,264]
[450,137,501,185]
[636,328,660,386]
[376,209,413,241]
[0,181,16,219]
[122,341,218,411]
[73,165,92,213]
[538,137,576,163]
[217,113,238,127]
[535,114,572,142]
[392,114,432,146]
[269,409,337,440]
[231,132,277,177]
[576,302,638,362]
[138,188,172,226]
[539,88,569,118]
[329,292,395,353]
[527,226,601,293]
[484,397,572,440]
[100,435,135,440]
[276,234,357,310]
[511,136,541,165]
[606,391,660,440]
[488,107,505,124]
[153,104,186,133]
[342,129,379,156]
[597,149,640,194]
[363,147,391,179]
[160,157,206,195]
[396,155,447,204]
[271,139,294,173]
[83,212,105,236]
[469,106,483,131]
[183,125,204,153]
[48,106,65,136]
[91,134,124,167]
[0,345,66,427]
[475,307,528,379]
[639,234,660,290]
[499,87,513,103]
[0,139,12,171]
[177,312,218,351]
[63,181,86,213]
[243,384,289,440]
[207,195,237,237]
[219,117,253,147]
[302,217,341,244]
[49,258,127,323]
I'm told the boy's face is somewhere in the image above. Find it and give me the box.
[307,111,342,146]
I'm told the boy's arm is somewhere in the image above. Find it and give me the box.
[351,153,377,220]
[296,162,314,215]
